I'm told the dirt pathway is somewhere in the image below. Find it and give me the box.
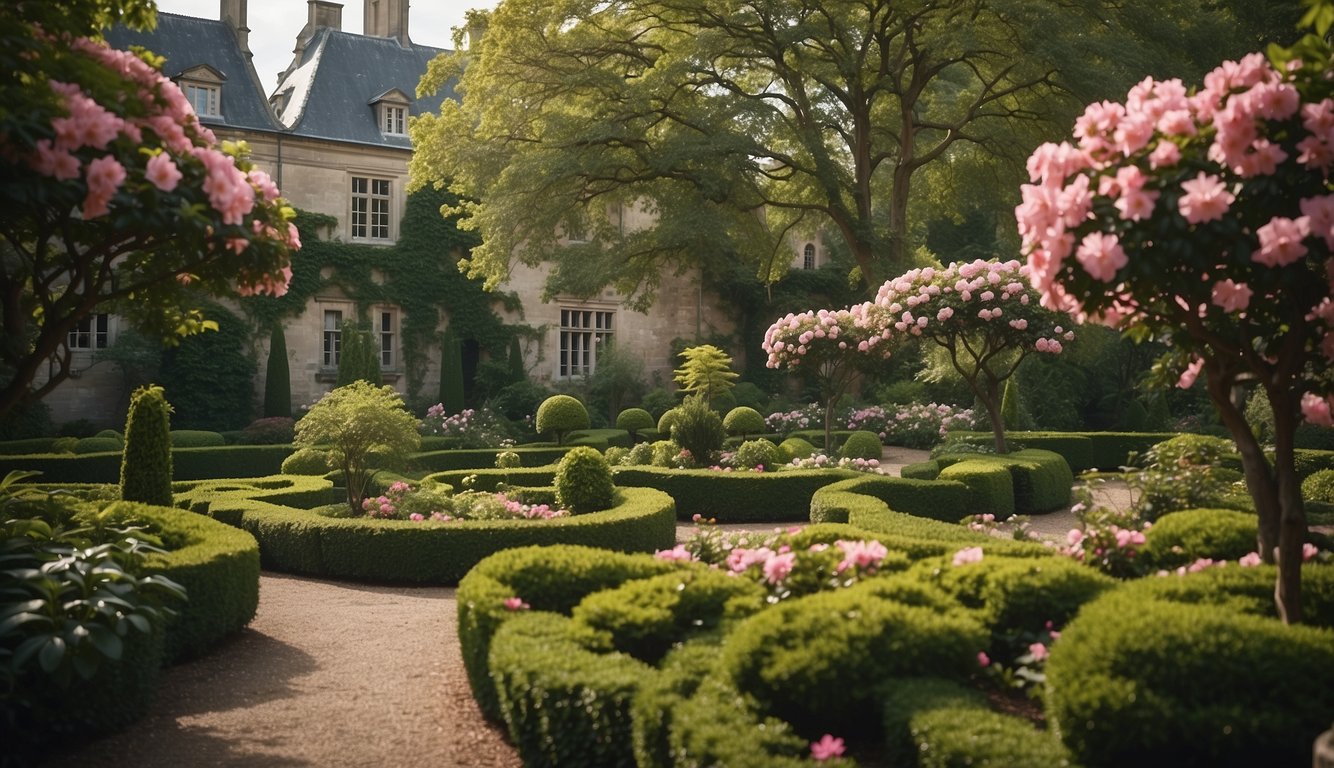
[51,574,520,768]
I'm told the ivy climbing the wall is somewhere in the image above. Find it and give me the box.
[241,186,524,410]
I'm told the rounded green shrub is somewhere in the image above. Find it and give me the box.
[95,429,122,440]
[241,416,296,445]
[616,407,656,437]
[120,385,173,506]
[670,395,725,466]
[624,442,656,466]
[657,407,681,436]
[555,445,615,513]
[733,439,780,471]
[924,554,1115,638]
[1047,588,1334,768]
[169,430,225,448]
[839,429,883,460]
[722,406,766,439]
[720,579,987,736]
[650,440,677,467]
[73,436,122,454]
[776,437,817,463]
[1302,468,1334,502]
[1139,508,1258,569]
[604,446,630,466]
[281,447,331,475]
[536,395,591,445]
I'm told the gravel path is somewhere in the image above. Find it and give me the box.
[51,446,1104,768]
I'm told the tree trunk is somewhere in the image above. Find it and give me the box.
[982,385,1006,454]
[823,397,835,453]
[1268,386,1306,625]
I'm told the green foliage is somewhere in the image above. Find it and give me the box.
[293,382,420,513]
[722,406,766,439]
[438,326,466,414]
[0,446,293,483]
[335,321,382,388]
[586,343,648,422]
[733,439,780,471]
[120,385,173,506]
[775,436,817,463]
[720,578,987,736]
[1139,508,1258,569]
[656,408,680,436]
[673,345,739,406]
[1001,377,1022,430]
[240,417,295,445]
[938,460,1015,519]
[838,430,883,461]
[73,436,122,454]
[1130,434,1243,521]
[158,303,256,431]
[554,446,615,513]
[168,430,225,448]
[262,324,292,418]
[669,395,725,466]
[615,407,656,438]
[1047,587,1334,767]
[901,460,941,480]
[281,447,331,476]
[1304,468,1334,502]
[614,467,855,522]
[536,395,591,445]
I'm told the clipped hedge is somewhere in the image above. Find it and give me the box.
[424,466,558,492]
[947,431,1175,473]
[935,449,1073,515]
[612,466,858,522]
[210,486,675,586]
[169,430,226,448]
[938,459,1014,518]
[0,445,294,483]
[1047,581,1334,767]
[811,475,974,525]
[175,474,338,513]
[720,577,988,736]
[0,437,61,455]
[900,460,941,480]
[458,545,680,719]
[411,446,572,472]
[1139,508,1258,569]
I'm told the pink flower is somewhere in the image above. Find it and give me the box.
[1254,216,1310,267]
[1067,528,1084,546]
[952,547,984,566]
[836,539,888,574]
[1305,543,1320,561]
[503,597,530,611]
[810,735,846,762]
[82,155,126,219]
[655,545,695,562]
[1075,232,1128,282]
[1238,552,1263,567]
[1028,642,1049,661]
[145,152,182,192]
[1177,172,1235,224]
[408,513,424,521]
[1210,279,1253,312]
[977,651,991,668]
[1302,393,1333,426]
[1149,141,1182,169]
[1178,357,1204,389]
[30,139,81,180]
[763,551,796,584]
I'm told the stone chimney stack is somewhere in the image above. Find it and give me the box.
[219,0,251,58]
[364,0,410,46]
[308,0,344,32]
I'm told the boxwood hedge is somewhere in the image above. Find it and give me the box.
[613,466,858,522]
[0,445,294,482]
[1138,508,1259,569]
[946,431,1175,473]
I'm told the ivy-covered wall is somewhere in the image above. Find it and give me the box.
[242,186,522,410]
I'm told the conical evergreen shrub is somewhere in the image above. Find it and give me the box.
[120,385,173,506]
[439,326,465,414]
[263,324,291,418]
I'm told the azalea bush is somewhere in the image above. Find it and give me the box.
[766,404,824,435]
[885,402,978,449]
[360,480,570,522]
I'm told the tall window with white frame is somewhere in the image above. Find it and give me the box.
[68,313,109,350]
[351,177,391,241]
[378,310,395,369]
[322,310,343,367]
[559,308,613,378]
[183,83,219,117]
[382,105,406,135]
[803,243,816,270]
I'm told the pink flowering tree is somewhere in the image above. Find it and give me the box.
[0,4,299,418]
[868,259,1073,452]
[762,305,886,450]
[1015,27,1334,622]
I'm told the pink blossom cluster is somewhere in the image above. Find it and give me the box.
[724,538,889,586]
[1156,545,1319,576]
[1017,53,1334,333]
[786,453,882,473]
[498,496,569,520]
[1061,524,1146,563]
[762,304,883,369]
[810,734,845,761]
[765,405,822,433]
[868,259,1072,354]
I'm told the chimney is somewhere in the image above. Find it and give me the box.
[309,0,344,32]
[219,0,252,58]
[364,0,410,46]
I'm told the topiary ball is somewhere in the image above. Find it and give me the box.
[657,407,681,436]
[839,430,884,460]
[777,437,817,463]
[74,436,123,454]
[554,445,615,513]
[536,395,590,445]
[615,407,656,436]
[733,439,779,471]
[723,406,766,438]
[1303,469,1334,503]
[281,447,332,475]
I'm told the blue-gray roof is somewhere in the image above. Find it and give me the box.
[106,12,283,133]
[274,28,457,149]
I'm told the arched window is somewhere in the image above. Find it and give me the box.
[803,243,816,270]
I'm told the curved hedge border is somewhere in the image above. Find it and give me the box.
[411,446,573,472]
[946,431,1176,473]
[0,445,293,482]
[200,486,676,585]
[935,449,1074,516]
[174,474,339,512]
[612,467,858,522]
[424,467,557,492]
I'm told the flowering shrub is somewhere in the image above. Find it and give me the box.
[1016,34,1334,620]
[884,402,977,448]
[1057,483,1150,577]
[844,405,892,439]
[421,404,510,448]
[766,404,824,434]
[785,453,882,473]
[360,481,569,522]
[978,620,1062,698]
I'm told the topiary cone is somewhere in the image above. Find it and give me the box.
[120,384,173,506]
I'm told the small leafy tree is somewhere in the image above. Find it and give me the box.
[535,394,590,445]
[119,384,172,506]
[263,324,292,418]
[673,345,739,406]
[615,407,655,441]
[670,394,725,467]
[723,406,766,440]
[1017,25,1334,622]
[336,322,381,388]
[293,381,420,514]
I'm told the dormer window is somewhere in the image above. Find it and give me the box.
[175,64,226,119]
[370,89,412,137]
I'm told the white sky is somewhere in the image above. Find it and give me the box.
[154,0,499,95]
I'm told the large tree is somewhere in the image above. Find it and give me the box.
[412,0,1072,304]
[0,0,299,418]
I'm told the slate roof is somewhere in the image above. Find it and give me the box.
[273,28,457,149]
[105,12,283,134]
